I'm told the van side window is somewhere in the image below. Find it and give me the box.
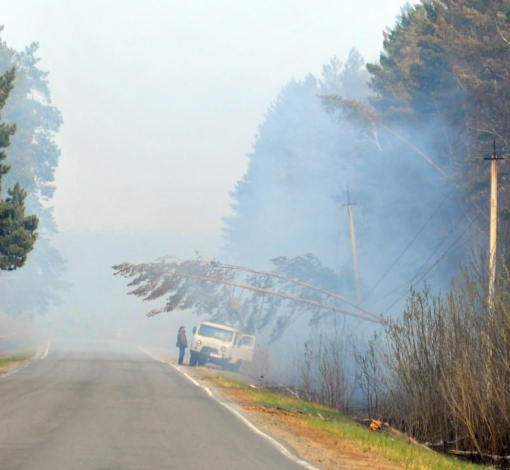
[238,336,253,347]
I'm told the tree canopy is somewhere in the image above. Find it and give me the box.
[365,0,510,245]
[222,52,368,269]
[0,67,38,271]
[223,47,466,313]
[0,30,67,315]
[113,254,381,342]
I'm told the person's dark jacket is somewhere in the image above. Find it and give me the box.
[176,330,187,348]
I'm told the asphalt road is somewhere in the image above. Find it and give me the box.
[0,340,312,470]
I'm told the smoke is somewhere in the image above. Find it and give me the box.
[29,230,218,351]
[219,50,479,381]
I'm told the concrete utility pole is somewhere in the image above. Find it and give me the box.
[343,190,362,304]
[484,140,504,310]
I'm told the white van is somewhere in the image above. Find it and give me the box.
[189,321,256,371]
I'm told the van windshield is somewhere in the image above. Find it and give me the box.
[197,325,234,342]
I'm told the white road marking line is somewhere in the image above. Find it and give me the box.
[0,345,42,378]
[1,369,19,378]
[137,346,317,470]
[173,366,214,397]
[41,341,51,360]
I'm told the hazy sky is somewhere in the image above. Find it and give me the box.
[1,1,414,243]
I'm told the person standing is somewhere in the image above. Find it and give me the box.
[176,326,187,365]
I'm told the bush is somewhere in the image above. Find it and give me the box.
[359,258,510,464]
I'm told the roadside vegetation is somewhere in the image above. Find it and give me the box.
[349,259,510,467]
[0,352,32,368]
[209,375,484,470]
[275,256,510,469]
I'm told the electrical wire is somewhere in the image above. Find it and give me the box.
[382,215,485,315]
[363,186,457,303]
[367,212,467,306]
[410,218,485,287]
[395,212,470,291]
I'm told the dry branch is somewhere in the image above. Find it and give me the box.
[212,261,376,318]
[160,271,383,324]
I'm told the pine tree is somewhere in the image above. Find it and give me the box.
[222,74,348,267]
[366,0,510,253]
[0,30,67,314]
[0,67,38,271]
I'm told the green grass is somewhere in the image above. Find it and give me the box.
[210,376,486,470]
[0,352,33,367]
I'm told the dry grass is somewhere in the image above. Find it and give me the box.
[207,375,486,470]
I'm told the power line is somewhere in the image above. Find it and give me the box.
[402,213,470,286]
[367,212,468,306]
[382,215,483,315]
[363,186,457,302]
[385,222,475,313]
[411,219,485,286]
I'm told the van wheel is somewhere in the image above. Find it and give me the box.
[197,355,207,366]
[229,361,241,372]
[189,352,198,366]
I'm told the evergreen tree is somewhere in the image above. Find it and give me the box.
[0,30,67,315]
[0,67,38,271]
[225,47,465,313]
[222,74,349,268]
[366,0,510,250]
[223,53,370,305]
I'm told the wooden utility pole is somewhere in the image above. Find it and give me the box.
[343,190,361,304]
[484,140,504,310]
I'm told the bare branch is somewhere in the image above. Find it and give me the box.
[153,270,383,324]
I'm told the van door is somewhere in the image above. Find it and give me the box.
[236,335,256,362]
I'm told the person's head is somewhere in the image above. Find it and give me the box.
[180,326,185,331]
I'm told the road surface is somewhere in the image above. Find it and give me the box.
[0,340,312,469]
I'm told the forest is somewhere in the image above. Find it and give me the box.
[112,1,510,464]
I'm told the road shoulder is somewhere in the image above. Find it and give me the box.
[138,346,404,470]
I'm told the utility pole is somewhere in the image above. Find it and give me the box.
[343,189,362,304]
[483,141,504,400]
[484,140,504,311]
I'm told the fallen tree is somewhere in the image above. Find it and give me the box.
[113,254,382,341]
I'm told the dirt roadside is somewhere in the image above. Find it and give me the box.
[0,341,48,376]
[143,347,406,470]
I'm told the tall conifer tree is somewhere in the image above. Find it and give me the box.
[0,67,38,271]
[0,30,67,315]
